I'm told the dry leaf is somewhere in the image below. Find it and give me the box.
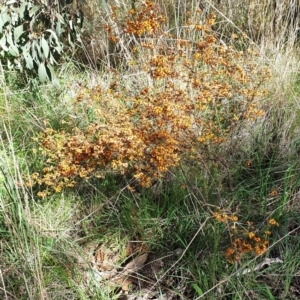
[112,253,149,286]
[121,278,133,291]
[123,253,148,275]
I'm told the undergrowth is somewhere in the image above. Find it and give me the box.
[1,1,300,300]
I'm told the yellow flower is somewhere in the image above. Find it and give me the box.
[229,215,238,222]
[37,190,49,198]
[213,212,228,222]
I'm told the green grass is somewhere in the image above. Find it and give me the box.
[1,122,300,299]
[1,1,300,299]
[2,83,300,299]
[1,134,299,299]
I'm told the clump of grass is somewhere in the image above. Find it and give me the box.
[0,81,109,299]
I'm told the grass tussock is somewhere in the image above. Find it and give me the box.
[1,1,300,299]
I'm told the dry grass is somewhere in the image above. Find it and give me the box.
[1,1,300,299]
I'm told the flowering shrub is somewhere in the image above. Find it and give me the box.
[214,211,279,263]
[27,1,271,197]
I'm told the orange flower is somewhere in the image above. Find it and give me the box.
[248,232,255,239]
[269,189,279,197]
[28,1,270,197]
[268,219,279,226]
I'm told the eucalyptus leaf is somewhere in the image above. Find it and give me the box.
[8,44,19,56]
[41,36,49,58]
[24,51,34,69]
[46,29,60,45]
[0,6,8,13]
[0,0,82,84]
[26,1,33,10]
[11,12,19,25]
[1,12,10,26]
[56,13,66,25]
[23,40,31,52]
[14,58,23,72]
[68,32,74,48]
[6,31,14,47]
[34,38,43,59]
[29,5,40,17]
[7,59,13,70]
[55,21,61,36]
[6,0,17,5]
[19,2,27,19]
[31,40,38,60]
[38,62,48,83]
[46,64,60,87]
[14,24,24,42]
[49,53,58,65]
[54,44,63,54]
[0,36,7,51]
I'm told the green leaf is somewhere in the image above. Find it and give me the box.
[54,44,63,54]
[8,44,19,56]
[101,0,109,14]
[6,0,17,5]
[49,53,58,65]
[19,2,27,19]
[55,21,61,36]
[46,29,60,45]
[38,62,48,83]
[31,40,40,60]
[14,58,23,72]
[31,40,38,60]
[56,13,65,25]
[14,24,24,42]
[6,31,13,45]
[192,283,203,296]
[0,36,8,51]
[24,51,34,70]
[1,12,11,27]
[40,36,49,58]
[23,42,33,68]
[32,39,43,59]
[7,59,13,70]
[46,64,60,87]
[68,32,74,48]
[29,5,40,17]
